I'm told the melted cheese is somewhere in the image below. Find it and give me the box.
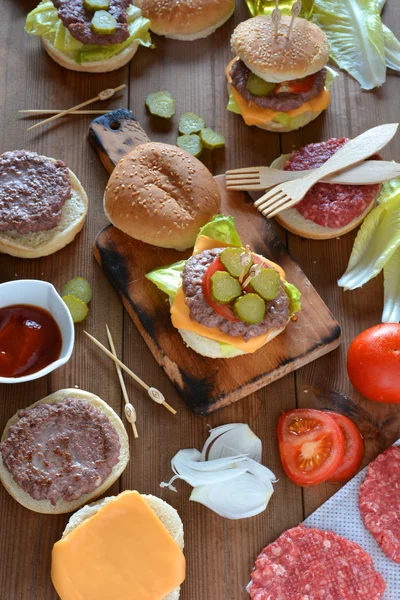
[171,235,286,353]
[51,491,186,600]
[226,58,331,127]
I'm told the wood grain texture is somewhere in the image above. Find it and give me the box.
[0,0,399,598]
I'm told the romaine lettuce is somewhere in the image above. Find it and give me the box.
[145,260,186,299]
[284,282,302,317]
[197,214,242,247]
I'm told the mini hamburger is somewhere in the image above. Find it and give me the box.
[25,0,152,73]
[227,16,334,133]
[0,150,87,258]
[51,490,185,600]
[0,389,129,514]
[146,215,301,358]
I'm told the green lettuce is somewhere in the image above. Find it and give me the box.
[197,214,242,247]
[382,246,400,323]
[284,282,302,317]
[25,0,152,64]
[145,260,186,299]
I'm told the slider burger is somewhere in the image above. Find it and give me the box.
[147,215,301,358]
[104,142,221,250]
[0,150,88,258]
[51,490,185,600]
[135,0,235,40]
[271,138,382,239]
[227,16,334,132]
[25,0,152,73]
[0,389,129,514]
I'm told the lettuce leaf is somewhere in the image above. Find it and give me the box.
[26,0,152,64]
[284,282,302,316]
[145,260,186,299]
[382,24,400,72]
[312,0,386,90]
[197,215,242,247]
[382,246,400,323]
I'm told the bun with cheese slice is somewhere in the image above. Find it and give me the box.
[146,215,301,359]
[52,491,185,600]
[227,16,335,133]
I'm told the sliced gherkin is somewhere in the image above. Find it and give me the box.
[145,91,176,118]
[220,247,253,279]
[247,73,276,97]
[84,0,110,11]
[234,293,266,324]
[200,128,225,149]
[62,295,89,324]
[178,112,206,135]
[250,268,280,301]
[91,10,117,35]
[61,277,92,304]
[176,134,203,157]
[211,271,242,304]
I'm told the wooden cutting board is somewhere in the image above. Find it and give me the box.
[90,109,341,415]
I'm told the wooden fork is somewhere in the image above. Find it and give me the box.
[254,123,399,218]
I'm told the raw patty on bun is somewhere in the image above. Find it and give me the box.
[227,16,333,133]
[104,142,221,251]
[0,150,88,258]
[25,1,152,73]
[0,389,129,514]
[136,0,235,40]
[269,139,382,240]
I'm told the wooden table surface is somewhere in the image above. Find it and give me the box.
[1,1,399,599]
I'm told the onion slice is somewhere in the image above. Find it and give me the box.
[201,423,262,463]
[190,473,273,519]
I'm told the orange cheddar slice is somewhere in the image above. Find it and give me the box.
[226,58,331,127]
[51,491,186,600]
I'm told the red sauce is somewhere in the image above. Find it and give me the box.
[0,305,62,378]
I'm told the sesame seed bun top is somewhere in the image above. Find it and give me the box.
[103,142,221,251]
[231,15,330,83]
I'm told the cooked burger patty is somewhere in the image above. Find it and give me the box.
[52,0,131,46]
[0,150,71,235]
[182,249,290,342]
[229,59,327,112]
[0,398,121,505]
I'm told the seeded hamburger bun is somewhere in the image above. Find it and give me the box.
[104,142,221,251]
[136,0,235,40]
[231,16,329,83]
[0,162,88,259]
[62,494,184,600]
[269,154,378,240]
[0,389,129,515]
[42,37,139,73]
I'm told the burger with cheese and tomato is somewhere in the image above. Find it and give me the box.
[227,15,336,133]
[146,215,301,359]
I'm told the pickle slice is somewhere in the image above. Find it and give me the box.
[84,0,110,11]
[250,268,280,301]
[211,271,242,305]
[220,247,253,279]
[247,73,276,97]
[178,112,206,135]
[176,134,203,157]
[62,295,89,324]
[145,91,176,118]
[234,293,266,324]
[91,10,117,34]
[200,128,225,149]
[61,277,92,304]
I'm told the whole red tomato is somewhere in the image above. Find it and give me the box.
[347,324,400,403]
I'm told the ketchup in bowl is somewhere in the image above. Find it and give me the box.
[0,305,62,378]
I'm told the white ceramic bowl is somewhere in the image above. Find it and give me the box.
[0,279,74,384]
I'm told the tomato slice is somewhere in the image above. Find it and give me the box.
[326,413,364,482]
[277,409,345,486]
[287,74,317,94]
[202,256,240,322]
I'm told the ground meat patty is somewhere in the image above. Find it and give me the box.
[52,0,130,46]
[0,150,71,235]
[284,138,381,228]
[0,398,121,506]
[249,525,386,600]
[229,59,327,112]
[182,249,289,342]
[359,446,400,563]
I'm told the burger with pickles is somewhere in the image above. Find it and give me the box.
[146,215,301,359]
[227,15,336,133]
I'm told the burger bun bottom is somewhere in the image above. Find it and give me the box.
[269,155,378,239]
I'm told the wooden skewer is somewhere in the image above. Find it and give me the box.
[271,0,281,37]
[27,84,126,131]
[84,330,177,415]
[20,109,111,115]
[287,0,302,38]
[106,324,138,439]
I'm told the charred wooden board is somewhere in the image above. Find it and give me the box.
[90,110,341,415]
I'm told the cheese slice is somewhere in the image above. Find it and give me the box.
[170,235,286,353]
[226,58,331,127]
[51,491,186,600]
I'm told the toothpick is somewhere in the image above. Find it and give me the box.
[239,245,252,284]
[106,324,138,439]
[84,330,177,415]
[271,0,281,37]
[27,84,126,131]
[288,0,302,38]
[20,110,111,115]
[243,263,263,289]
